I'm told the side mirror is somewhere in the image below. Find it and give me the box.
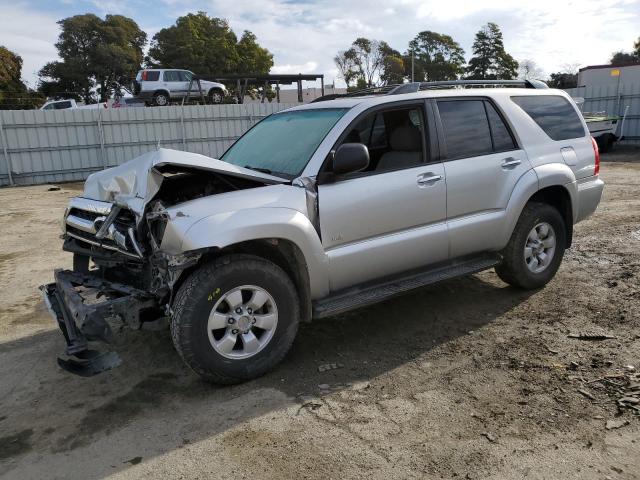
[332,143,370,175]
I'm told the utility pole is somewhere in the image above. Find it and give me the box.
[411,50,415,83]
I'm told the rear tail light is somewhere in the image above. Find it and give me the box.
[591,136,600,176]
[142,70,148,81]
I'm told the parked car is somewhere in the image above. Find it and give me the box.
[40,99,106,110]
[42,80,604,383]
[132,69,227,106]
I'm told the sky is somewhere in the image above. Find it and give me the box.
[1,0,639,89]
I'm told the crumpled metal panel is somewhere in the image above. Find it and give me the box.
[81,148,288,214]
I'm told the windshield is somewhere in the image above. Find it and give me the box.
[222,108,348,177]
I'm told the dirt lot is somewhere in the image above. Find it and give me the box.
[1,151,639,480]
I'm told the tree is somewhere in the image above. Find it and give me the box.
[334,38,403,87]
[0,47,24,91]
[546,63,579,89]
[547,72,577,89]
[518,59,545,80]
[406,31,465,81]
[635,37,640,57]
[381,54,405,85]
[38,14,146,102]
[0,46,43,109]
[236,31,273,75]
[334,49,358,86]
[610,51,640,65]
[147,12,272,77]
[465,23,518,80]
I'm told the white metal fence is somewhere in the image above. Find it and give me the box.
[565,82,640,145]
[0,103,297,186]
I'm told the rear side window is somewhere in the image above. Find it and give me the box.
[485,102,517,151]
[437,100,493,159]
[511,95,585,141]
[163,71,181,82]
[141,71,160,81]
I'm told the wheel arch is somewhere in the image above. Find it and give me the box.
[528,185,574,248]
[502,167,576,250]
[172,239,313,323]
[170,208,330,311]
[153,89,170,99]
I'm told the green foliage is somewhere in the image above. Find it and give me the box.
[0,46,23,90]
[465,23,518,80]
[147,12,273,76]
[0,46,44,109]
[610,51,640,66]
[335,38,404,87]
[406,31,465,81]
[547,72,577,89]
[38,13,146,102]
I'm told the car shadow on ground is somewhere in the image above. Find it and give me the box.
[0,272,534,478]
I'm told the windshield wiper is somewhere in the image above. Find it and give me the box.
[244,165,272,174]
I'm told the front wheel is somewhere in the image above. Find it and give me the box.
[171,254,300,384]
[495,202,567,290]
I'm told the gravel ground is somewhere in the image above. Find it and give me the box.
[0,152,639,480]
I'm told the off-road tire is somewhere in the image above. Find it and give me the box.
[495,202,566,290]
[171,254,300,384]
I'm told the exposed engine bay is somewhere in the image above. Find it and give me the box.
[64,166,271,301]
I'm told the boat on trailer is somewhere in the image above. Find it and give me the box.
[573,97,630,152]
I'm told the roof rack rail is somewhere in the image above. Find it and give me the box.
[311,79,548,102]
[418,79,548,90]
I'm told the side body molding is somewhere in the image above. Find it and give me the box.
[180,208,330,299]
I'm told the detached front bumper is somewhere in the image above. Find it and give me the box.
[40,270,160,376]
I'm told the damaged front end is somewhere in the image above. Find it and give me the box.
[41,149,286,377]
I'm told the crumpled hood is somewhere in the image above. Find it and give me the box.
[82,148,288,214]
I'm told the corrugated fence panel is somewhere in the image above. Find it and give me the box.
[0,103,296,186]
[565,82,640,145]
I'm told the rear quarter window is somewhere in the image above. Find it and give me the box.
[145,71,160,81]
[511,95,585,141]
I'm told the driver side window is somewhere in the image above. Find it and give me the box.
[338,105,427,174]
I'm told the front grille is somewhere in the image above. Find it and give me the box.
[65,198,141,257]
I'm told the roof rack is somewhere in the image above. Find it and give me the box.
[311,79,548,103]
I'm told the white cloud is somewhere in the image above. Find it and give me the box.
[271,61,318,74]
[0,4,60,88]
[202,0,640,86]
[2,0,640,89]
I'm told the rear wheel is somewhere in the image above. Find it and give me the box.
[171,254,299,384]
[209,89,224,104]
[495,202,566,289]
[153,91,169,106]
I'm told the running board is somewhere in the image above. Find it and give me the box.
[312,254,501,319]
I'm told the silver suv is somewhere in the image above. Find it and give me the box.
[132,69,227,106]
[42,80,604,383]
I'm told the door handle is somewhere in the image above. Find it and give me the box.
[501,157,521,169]
[417,173,443,186]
